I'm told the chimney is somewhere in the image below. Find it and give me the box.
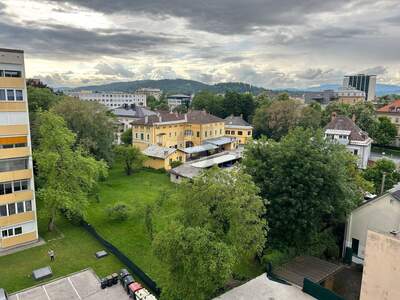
[145,115,148,124]
[352,114,356,122]
[240,114,243,119]
[331,112,337,121]
[184,113,187,122]
[202,108,207,115]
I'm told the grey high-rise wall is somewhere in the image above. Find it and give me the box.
[343,74,376,101]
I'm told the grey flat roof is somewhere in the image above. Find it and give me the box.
[181,144,218,154]
[190,154,238,168]
[204,137,235,146]
[143,145,176,159]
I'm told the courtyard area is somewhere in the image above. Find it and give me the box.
[9,269,127,300]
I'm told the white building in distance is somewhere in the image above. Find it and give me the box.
[67,91,147,109]
[136,88,162,100]
[324,113,372,169]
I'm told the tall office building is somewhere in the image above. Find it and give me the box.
[0,48,38,249]
[343,74,376,101]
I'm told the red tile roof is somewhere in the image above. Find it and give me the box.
[377,99,400,112]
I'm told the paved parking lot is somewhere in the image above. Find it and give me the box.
[9,269,128,300]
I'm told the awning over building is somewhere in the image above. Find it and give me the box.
[204,137,235,146]
[181,144,218,154]
[190,154,237,168]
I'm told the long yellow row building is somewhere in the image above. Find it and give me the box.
[0,48,38,249]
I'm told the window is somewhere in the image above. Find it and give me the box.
[15,90,23,101]
[140,133,144,140]
[17,202,24,213]
[220,129,222,134]
[231,131,235,135]
[248,131,251,136]
[2,230,7,237]
[205,131,207,137]
[8,203,15,215]
[14,227,22,235]
[4,182,12,194]
[225,130,230,135]
[7,89,15,101]
[0,158,29,172]
[4,70,22,77]
[0,205,6,217]
[0,89,5,100]
[354,149,358,155]
[25,200,32,212]
[147,134,150,140]
[238,131,243,136]
[196,131,200,137]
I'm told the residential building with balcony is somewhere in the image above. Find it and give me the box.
[224,115,253,144]
[324,113,372,169]
[376,99,400,147]
[0,48,38,250]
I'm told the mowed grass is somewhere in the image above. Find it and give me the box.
[0,215,124,293]
[86,165,264,283]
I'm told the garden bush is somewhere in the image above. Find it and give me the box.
[106,202,130,221]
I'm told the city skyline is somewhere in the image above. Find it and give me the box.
[1,0,399,88]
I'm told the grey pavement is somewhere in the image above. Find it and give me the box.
[9,269,129,300]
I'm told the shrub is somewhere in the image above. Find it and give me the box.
[170,160,183,168]
[106,202,130,221]
[261,248,296,268]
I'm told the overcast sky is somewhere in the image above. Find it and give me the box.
[1,0,399,88]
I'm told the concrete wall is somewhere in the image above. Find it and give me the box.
[360,231,400,300]
[345,194,400,260]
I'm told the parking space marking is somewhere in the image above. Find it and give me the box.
[68,277,82,300]
[42,285,51,300]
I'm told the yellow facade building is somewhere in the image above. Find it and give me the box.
[224,115,253,144]
[0,48,38,250]
[132,110,238,169]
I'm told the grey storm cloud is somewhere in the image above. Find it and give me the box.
[48,0,351,35]
[95,63,135,78]
[0,20,189,59]
[359,66,387,75]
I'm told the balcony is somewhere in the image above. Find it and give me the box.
[0,169,32,183]
[0,147,30,160]
[0,77,25,88]
[0,101,27,112]
[0,124,29,136]
[0,190,33,205]
[0,211,35,227]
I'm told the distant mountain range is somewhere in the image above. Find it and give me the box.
[62,79,400,97]
[65,79,266,95]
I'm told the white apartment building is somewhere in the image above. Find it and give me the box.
[167,94,192,109]
[67,91,147,109]
[324,114,372,169]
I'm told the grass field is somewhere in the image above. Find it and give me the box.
[0,215,124,293]
[86,165,263,283]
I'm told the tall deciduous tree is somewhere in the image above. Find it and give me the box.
[34,111,108,231]
[53,98,115,163]
[121,129,133,145]
[153,167,266,299]
[253,99,303,139]
[363,158,400,194]
[371,116,397,146]
[243,128,361,250]
[191,91,225,117]
[153,225,235,300]
[114,145,146,175]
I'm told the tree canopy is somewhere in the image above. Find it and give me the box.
[372,117,398,146]
[114,145,146,175]
[52,98,115,163]
[243,128,362,250]
[34,111,108,231]
[363,158,400,194]
[153,167,266,299]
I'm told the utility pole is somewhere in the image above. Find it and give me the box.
[380,172,387,195]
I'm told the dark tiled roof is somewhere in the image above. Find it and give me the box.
[187,110,224,124]
[112,106,156,118]
[131,111,185,125]
[324,116,370,142]
[224,115,251,127]
[0,48,24,53]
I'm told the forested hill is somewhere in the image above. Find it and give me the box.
[68,79,266,95]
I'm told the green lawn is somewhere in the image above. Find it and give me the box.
[0,216,124,293]
[86,166,263,283]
